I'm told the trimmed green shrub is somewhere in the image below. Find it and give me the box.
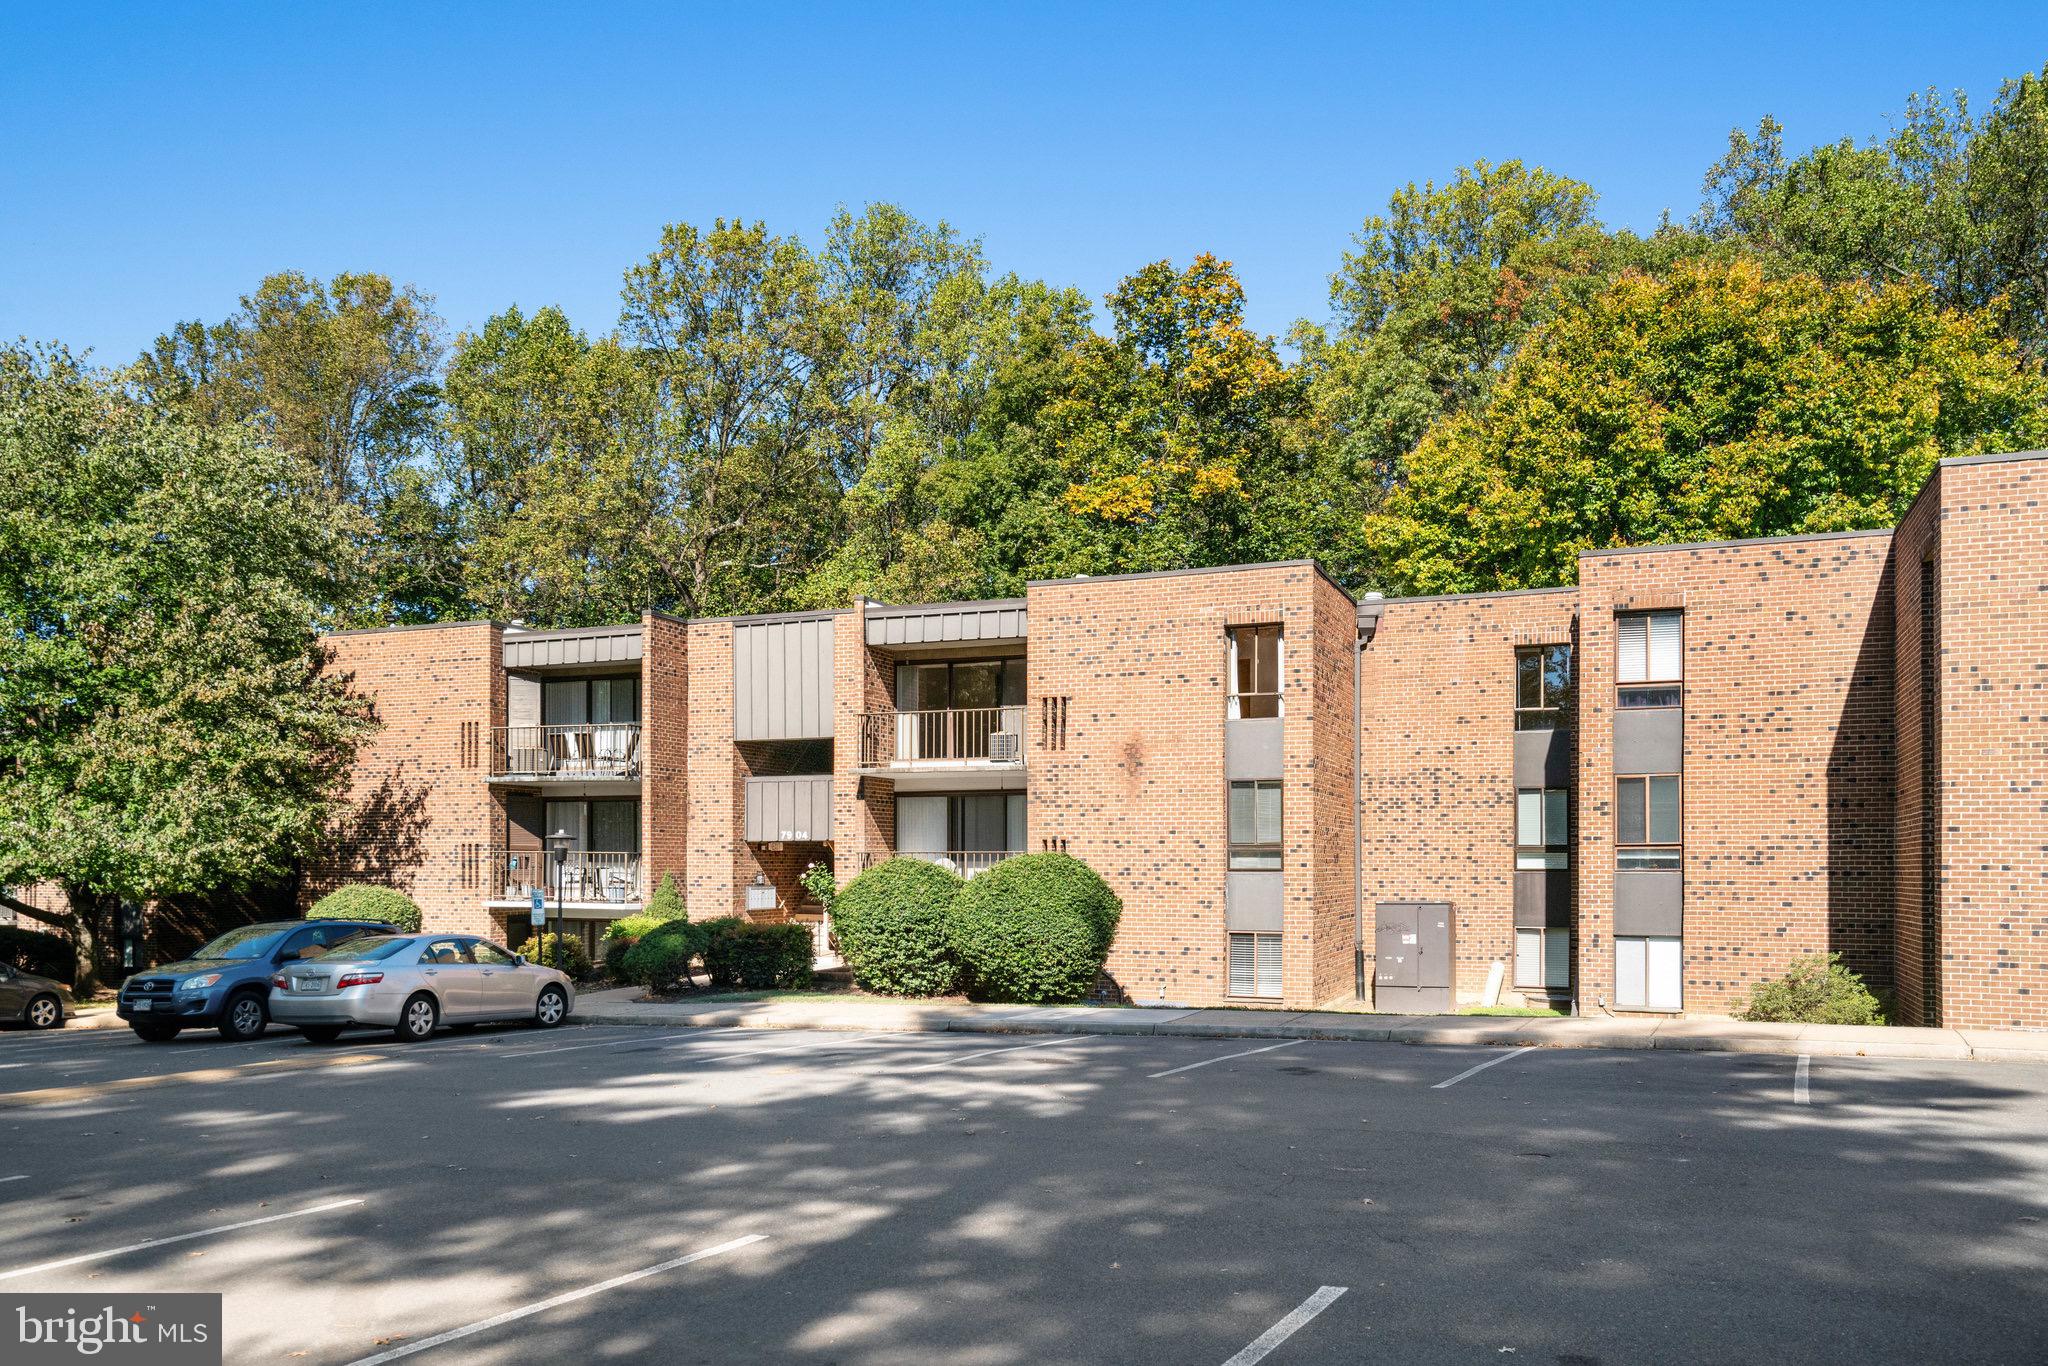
[601,879,689,982]
[308,885,423,934]
[1736,953,1885,1025]
[692,917,749,987]
[0,925,71,983]
[621,919,705,994]
[518,931,591,979]
[832,857,964,996]
[950,853,1121,1003]
[704,921,814,990]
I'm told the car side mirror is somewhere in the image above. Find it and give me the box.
[275,949,300,963]
[513,954,526,967]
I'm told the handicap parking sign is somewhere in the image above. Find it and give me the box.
[530,888,546,925]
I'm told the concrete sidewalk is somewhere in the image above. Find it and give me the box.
[574,988,2048,1063]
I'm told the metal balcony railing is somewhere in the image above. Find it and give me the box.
[856,707,1026,768]
[491,724,641,779]
[858,849,1019,879]
[492,848,646,905]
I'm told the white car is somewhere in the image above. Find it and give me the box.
[269,933,575,1042]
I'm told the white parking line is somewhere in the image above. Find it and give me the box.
[0,1198,365,1282]
[1431,1045,1539,1090]
[0,1175,26,1184]
[1794,1054,1811,1105]
[341,1233,768,1365]
[1149,1039,1307,1079]
[901,1036,1090,1072]
[1222,1285,1348,1365]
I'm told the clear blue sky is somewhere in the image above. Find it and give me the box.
[5,2,2045,363]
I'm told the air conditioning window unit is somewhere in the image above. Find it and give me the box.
[989,731,1021,762]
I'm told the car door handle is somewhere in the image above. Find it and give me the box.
[479,970,493,977]
[423,968,437,976]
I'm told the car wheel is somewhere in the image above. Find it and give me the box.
[217,992,268,1042]
[534,985,568,1029]
[395,993,438,1042]
[299,1026,344,1044]
[132,1022,180,1042]
[25,994,64,1030]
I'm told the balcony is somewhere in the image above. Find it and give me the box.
[491,724,641,781]
[856,707,1026,773]
[859,849,1019,879]
[488,848,645,911]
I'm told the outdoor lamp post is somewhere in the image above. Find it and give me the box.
[546,827,574,969]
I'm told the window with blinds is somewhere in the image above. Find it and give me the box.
[1515,788,1569,869]
[1228,780,1283,870]
[1514,928,1569,989]
[1228,931,1282,998]
[1617,775,1681,870]
[1616,611,1683,707]
[1615,935,1682,1009]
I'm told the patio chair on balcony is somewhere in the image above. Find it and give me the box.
[593,724,639,776]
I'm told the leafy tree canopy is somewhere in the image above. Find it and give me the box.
[1361,259,2048,594]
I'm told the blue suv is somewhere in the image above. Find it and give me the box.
[118,920,398,1042]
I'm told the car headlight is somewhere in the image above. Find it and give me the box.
[177,973,223,993]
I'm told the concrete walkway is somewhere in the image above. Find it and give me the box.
[574,988,2048,1063]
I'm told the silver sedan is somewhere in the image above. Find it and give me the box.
[269,934,575,1042]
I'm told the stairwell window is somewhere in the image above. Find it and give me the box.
[1227,625,1283,719]
[1616,611,1682,708]
[1515,644,1572,730]
[1515,788,1569,869]
[1228,780,1283,870]
[1515,928,1570,991]
[1616,775,1681,870]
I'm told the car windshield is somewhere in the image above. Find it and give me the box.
[300,933,389,960]
[190,925,290,961]
[334,937,422,963]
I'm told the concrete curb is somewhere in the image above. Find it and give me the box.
[571,1002,2035,1062]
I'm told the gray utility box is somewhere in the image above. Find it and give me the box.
[1373,901,1454,1012]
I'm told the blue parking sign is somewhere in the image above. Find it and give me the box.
[530,888,546,925]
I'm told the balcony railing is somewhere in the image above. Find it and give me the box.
[856,707,1026,769]
[491,724,641,779]
[859,849,1020,879]
[491,848,646,906]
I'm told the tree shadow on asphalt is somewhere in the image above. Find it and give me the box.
[6,1037,2047,1365]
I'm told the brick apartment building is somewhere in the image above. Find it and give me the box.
[308,451,2048,1031]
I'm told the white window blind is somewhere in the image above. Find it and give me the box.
[1646,936,1682,1008]
[1516,790,1543,846]
[1617,615,1648,684]
[1515,928,1571,989]
[1229,932,1282,998]
[1647,612,1682,681]
[1616,936,1682,1009]
[1615,936,1646,1007]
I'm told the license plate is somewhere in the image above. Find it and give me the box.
[294,978,318,991]
[134,1000,155,1011]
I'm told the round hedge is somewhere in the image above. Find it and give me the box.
[831,857,965,996]
[518,931,591,979]
[949,853,1121,1003]
[309,884,423,933]
[621,920,703,993]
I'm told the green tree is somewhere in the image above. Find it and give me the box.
[441,305,661,625]
[0,346,378,988]
[135,270,454,621]
[1363,259,2048,594]
[1298,160,1714,509]
[619,219,843,614]
[1698,64,2048,354]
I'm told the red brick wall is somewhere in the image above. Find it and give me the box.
[308,622,504,936]
[1027,563,1348,1009]
[1356,589,1580,1003]
[1922,456,2048,1030]
[641,613,689,910]
[1578,532,1895,1016]
[834,606,893,880]
[1310,576,1362,1004]
[1891,485,1942,1024]
[683,620,739,919]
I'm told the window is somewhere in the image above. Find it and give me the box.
[1616,775,1681,870]
[1515,928,1570,990]
[1228,932,1282,998]
[1227,625,1283,718]
[1615,936,1682,1009]
[1515,788,1569,869]
[1616,611,1682,708]
[1228,780,1283,870]
[473,941,518,966]
[1514,645,1573,730]
[542,676,639,726]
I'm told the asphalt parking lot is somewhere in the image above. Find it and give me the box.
[3,1021,2045,1364]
